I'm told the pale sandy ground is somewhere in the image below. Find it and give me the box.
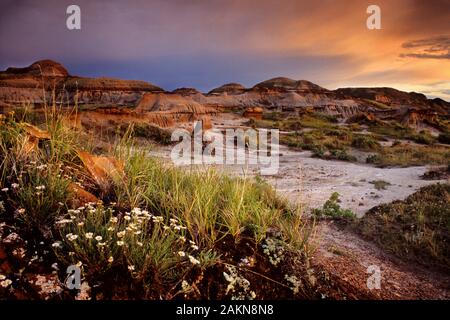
[150,120,445,216]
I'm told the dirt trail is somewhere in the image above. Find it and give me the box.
[311,221,450,299]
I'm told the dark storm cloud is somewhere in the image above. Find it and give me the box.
[0,0,449,95]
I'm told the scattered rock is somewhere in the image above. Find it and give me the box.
[77,151,125,191]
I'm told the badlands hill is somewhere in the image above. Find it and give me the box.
[0,60,448,128]
[0,60,163,108]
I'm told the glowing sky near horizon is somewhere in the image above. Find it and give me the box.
[0,0,449,100]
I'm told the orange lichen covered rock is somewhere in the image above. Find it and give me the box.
[20,123,50,139]
[68,183,99,208]
[77,151,125,191]
[15,123,51,155]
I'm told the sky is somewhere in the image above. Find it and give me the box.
[0,0,449,100]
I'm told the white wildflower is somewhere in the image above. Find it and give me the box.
[85,232,94,239]
[188,255,200,265]
[66,233,78,241]
[51,242,61,248]
[0,279,12,288]
[56,218,72,225]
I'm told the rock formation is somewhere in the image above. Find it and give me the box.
[1,60,448,131]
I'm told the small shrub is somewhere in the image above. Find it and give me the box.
[329,149,357,162]
[369,180,391,190]
[351,135,381,151]
[312,192,355,219]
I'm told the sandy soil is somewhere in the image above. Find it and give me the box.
[311,221,450,299]
[150,115,444,216]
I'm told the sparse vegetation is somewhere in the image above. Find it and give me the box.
[369,180,391,191]
[351,135,381,151]
[353,184,450,272]
[0,109,317,300]
[312,192,355,219]
[366,144,450,167]
[252,110,450,168]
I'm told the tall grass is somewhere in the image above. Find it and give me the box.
[113,137,307,248]
[1,99,312,298]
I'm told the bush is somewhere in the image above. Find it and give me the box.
[369,180,391,190]
[351,135,381,151]
[312,192,355,219]
[410,131,435,145]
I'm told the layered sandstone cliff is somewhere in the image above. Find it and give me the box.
[1,60,448,130]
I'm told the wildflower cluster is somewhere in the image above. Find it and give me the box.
[261,237,285,266]
[284,274,301,294]
[223,265,256,300]
[54,203,204,286]
[0,274,13,288]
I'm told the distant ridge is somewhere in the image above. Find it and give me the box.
[0,60,448,115]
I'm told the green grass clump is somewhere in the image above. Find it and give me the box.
[365,144,450,167]
[312,192,355,219]
[353,184,450,272]
[114,146,303,246]
[369,180,391,190]
[351,135,381,151]
[250,112,338,131]
[281,129,357,162]
[117,123,173,145]
[0,112,85,230]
